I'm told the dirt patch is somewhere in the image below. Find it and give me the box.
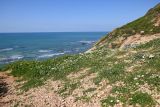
[67,68,91,79]
[0,77,8,97]
[0,78,64,107]
[154,14,160,27]
[0,72,18,107]
[120,33,160,49]
[85,47,97,53]
[0,69,101,107]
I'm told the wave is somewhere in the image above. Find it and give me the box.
[0,48,13,52]
[63,50,71,53]
[10,55,24,60]
[0,55,24,63]
[79,40,95,44]
[38,53,65,58]
[0,58,7,61]
[38,49,52,53]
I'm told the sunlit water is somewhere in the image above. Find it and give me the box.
[0,32,107,65]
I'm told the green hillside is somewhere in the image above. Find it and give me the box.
[1,3,160,107]
[95,3,160,48]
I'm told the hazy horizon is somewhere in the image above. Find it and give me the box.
[0,30,110,33]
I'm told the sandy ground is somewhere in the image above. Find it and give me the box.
[120,33,160,49]
[1,33,160,107]
[0,69,113,107]
[154,14,160,27]
[0,59,160,106]
[0,72,18,107]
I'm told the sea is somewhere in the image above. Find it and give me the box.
[0,32,107,66]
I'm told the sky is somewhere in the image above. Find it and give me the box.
[0,0,159,32]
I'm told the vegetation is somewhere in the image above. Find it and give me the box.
[2,37,160,106]
[1,3,160,107]
[101,96,118,107]
[95,3,160,47]
[136,38,160,49]
[130,92,155,107]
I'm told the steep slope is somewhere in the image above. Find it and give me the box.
[94,3,160,49]
[0,3,160,107]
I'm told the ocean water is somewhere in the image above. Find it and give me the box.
[0,32,106,65]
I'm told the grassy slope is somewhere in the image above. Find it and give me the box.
[1,3,160,107]
[95,3,160,48]
[3,38,160,106]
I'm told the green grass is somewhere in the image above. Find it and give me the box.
[129,92,155,107]
[136,39,160,49]
[2,37,160,106]
[147,57,160,71]
[83,88,96,93]
[111,86,130,94]
[3,48,113,90]
[4,55,85,90]
[98,63,125,83]
[103,89,155,106]
[101,96,118,107]
[1,4,160,107]
[75,95,91,102]
[95,4,160,48]
[100,35,160,106]
[2,34,160,106]
[57,81,80,97]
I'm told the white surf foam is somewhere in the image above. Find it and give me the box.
[10,55,24,60]
[38,49,52,53]
[0,55,24,64]
[79,40,95,44]
[38,53,64,58]
[0,48,13,52]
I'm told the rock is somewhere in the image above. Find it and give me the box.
[140,31,145,35]
[108,43,112,48]
[149,54,154,59]
[142,55,145,59]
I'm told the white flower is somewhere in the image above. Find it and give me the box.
[141,75,144,77]
[142,55,145,59]
[134,77,138,80]
[110,100,113,102]
[149,54,154,59]
[137,75,141,78]
[136,83,139,85]
[116,99,120,103]
[51,68,55,70]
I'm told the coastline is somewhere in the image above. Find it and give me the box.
[0,32,106,66]
[1,3,160,107]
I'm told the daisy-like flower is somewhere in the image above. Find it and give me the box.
[134,77,138,80]
[116,99,120,103]
[110,100,113,102]
[136,83,139,85]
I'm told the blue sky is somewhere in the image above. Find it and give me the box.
[0,0,159,32]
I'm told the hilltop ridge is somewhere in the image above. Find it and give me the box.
[94,3,160,49]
